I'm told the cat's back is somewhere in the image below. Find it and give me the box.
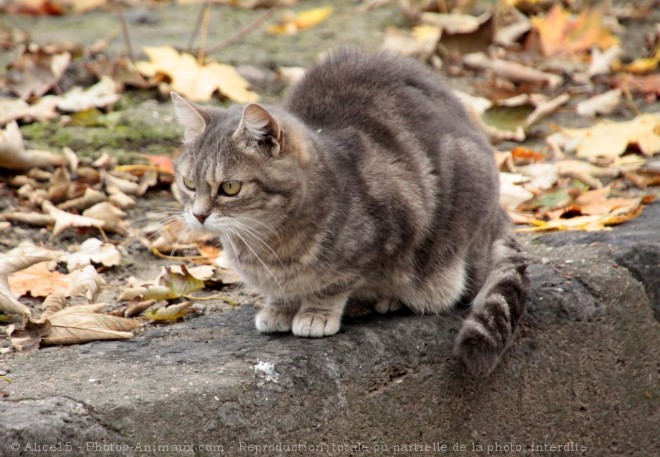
[283,49,472,136]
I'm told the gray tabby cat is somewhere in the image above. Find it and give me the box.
[172,50,528,376]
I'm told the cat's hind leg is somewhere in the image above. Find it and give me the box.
[374,298,403,314]
[292,292,349,337]
[454,236,529,376]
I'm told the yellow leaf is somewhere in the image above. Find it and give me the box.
[268,6,333,36]
[136,46,258,103]
[558,113,660,161]
[623,49,660,74]
[143,301,194,322]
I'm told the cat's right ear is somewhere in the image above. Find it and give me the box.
[171,92,206,142]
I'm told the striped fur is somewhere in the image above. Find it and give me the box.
[172,50,528,376]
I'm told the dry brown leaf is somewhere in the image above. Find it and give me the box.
[8,261,72,298]
[67,265,105,302]
[47,166,73,204]
[0,211,53,227]
[576,89,622,117]
[383,26,441,59]
[136,46,258,103]
[463,53,562,88]
[0,255,52,318]
[55,76,120,112]
[41,292,67,319]
[0,97,58,126]
[42,201,105,238]
[57,188,107,211]
[613,74,660,97]
[104,172,140,196]
[124,299,157,318]
[2,47,70,99]
[61,238,121,271]
[108,191,136,209]
[0,121,66,170]
[7,319,51,352]
[82,202,127,234]
[42,308,141,345]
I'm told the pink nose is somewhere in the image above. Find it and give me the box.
[194,212,208,223]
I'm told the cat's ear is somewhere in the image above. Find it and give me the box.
[171,92,206,142]
[234,103,282,157]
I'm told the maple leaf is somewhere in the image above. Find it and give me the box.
[136,46,258,103]
[531,4,619,56]
[8,261,72,298]
[552,113,660,161]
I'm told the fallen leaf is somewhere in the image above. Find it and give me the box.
[268,6,333,36]
[613,74,660,97]
[57,188,107,211]
[0,255,52,318]
[552,113,660,161]
[531,4,619,56]
[124,299,157,318]
[61,238,121,271]
[463,52,562,88]
[42,200,105,238]
[0,96,58,126]
[2,47,70,99]
[136,46,258,103]
[143,301,195,322]
[622,48,660,74]
[0,211,53,227]
[41,292,67,319]
[587,46,622,77]
[7,319,51,352]
[576,89,622,117]
[55,76,120,112]
[0,121,66,170]
[8,260,71,298]
[81,202,128,234]
[383,26,441,59]
[42,308,141,345]
[499,172,534,210]
[46,166,72,204]
[67,265,105,302]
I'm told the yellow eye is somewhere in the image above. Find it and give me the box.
[220,180,242,196]
[182,177,196,191]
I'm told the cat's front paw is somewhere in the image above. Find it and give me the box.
[374,298,403,314]
[292,311,340,337]
[255,306,294,333]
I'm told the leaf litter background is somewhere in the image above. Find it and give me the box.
[0,0,658,355]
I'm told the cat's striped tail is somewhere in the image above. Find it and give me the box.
[454,236,529,376]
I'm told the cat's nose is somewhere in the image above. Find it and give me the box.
[193,212,208,224]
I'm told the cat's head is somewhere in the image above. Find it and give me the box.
[171,93,311,235]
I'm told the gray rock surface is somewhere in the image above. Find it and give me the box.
[1,203,659,457]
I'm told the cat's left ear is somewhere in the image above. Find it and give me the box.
[234,104,283,157]
[172,92,206,142]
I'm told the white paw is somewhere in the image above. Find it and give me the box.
[374,298,403,314]
[292,312,340,338]
[255,306,293,333]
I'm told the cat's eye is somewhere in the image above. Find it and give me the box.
[220,180,242,197]
[183,177,196,191]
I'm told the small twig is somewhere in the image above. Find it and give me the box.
[116,2,135,64]
[203,8,275,56]
[187,0,207,52]
[197,0,211,65]
[620,77,642,116]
